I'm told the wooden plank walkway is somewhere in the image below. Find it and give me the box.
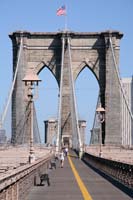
[27,152,132,200]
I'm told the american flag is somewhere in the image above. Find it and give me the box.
[56,5,66,16]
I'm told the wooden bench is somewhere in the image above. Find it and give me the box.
[50,161,56,169]
[40,174,50,186]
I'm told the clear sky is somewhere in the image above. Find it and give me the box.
[0,0,133,143]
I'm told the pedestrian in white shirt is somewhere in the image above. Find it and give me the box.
[60,150,65,168]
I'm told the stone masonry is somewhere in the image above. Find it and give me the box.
[9,30,123,146]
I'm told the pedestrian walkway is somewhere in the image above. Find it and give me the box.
[27,151,132,200]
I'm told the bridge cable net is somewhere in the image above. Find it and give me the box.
[0,38,22,127]
[0,37,41,145]
[14,41,41,145]
[109,37,133,121]
[56,37,65,152]
[56,36,82,152]
[15,101,41,144]
[109,37,133,146]
[0,38,23,144]
[90,94,101,144]
[33,103,41,143]
[15,100,32,144]
[67,37,82,152]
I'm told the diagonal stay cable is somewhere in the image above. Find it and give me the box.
[67,37,83,152]
[0,37,23,127]
[109,37,133,121]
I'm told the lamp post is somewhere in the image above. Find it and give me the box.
[22,69,41,163]
[96,105,105,157]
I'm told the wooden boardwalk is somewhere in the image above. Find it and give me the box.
[27,152,132,200]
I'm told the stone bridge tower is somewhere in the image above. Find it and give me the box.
[9,30,123,146]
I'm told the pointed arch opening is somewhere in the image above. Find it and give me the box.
[35,66,59,143]
[75,66,99,144]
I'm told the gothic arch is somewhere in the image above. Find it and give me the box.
[10,31,123,145]
[35,60,59,86]
[75,61,99,83]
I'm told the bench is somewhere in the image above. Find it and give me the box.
[50,161,56,169]
[40,173,50,186]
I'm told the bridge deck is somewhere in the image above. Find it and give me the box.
[27,151,132,200]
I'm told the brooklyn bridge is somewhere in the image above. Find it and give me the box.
[0,30,132,200]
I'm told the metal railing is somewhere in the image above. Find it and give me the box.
[83,152,133,191]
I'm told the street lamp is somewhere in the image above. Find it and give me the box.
[96,105,105,157]
[22,69,41,163]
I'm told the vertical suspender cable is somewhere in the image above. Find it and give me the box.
[67,37,82,152]
[109,37,133,121]
[56,36,65,152]
[0,37,23,128]
[90,93,100,144]
[33,103,41,143]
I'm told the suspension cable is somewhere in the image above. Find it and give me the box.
[0,37,23,128]
[33,103,41,143]
[109,37,133,121]
[67,37,82,152]
[56,36,65,152]
[15,101,31,143]
[90,94,100,144]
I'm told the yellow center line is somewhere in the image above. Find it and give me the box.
[68,155,93,200]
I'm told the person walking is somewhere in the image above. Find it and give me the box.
[64,147,68,156]
[60,150,65,168]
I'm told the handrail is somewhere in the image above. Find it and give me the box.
[0,153,53,192]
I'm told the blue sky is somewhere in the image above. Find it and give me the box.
[0,0,133,143]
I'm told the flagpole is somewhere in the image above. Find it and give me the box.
[56,4,68,32]
[64,4,67,32]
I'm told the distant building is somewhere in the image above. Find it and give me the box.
[44,119,57,145]
[0,129,7,144]
[44,119,86,147]
[121,77,133,147]
[78,120,86,147]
